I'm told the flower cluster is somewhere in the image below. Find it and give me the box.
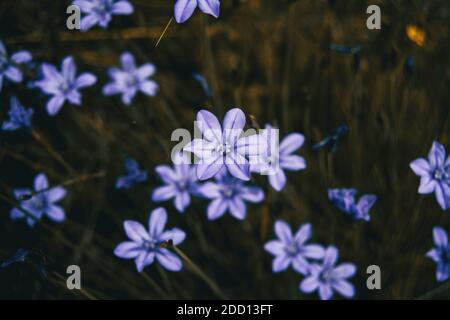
[264,220,356,300]
[0,41,32,92]
[328,188,377,221]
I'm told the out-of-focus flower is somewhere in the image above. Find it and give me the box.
[0,41,32,91]
[312,125,348,153]
[10,173,67,227]
[196,168,264,220]
[300,246,356,300]
[103,52,158,106]
[184,108,267,181]
[116,158,148,189]
[114,207,186,272]
[410,141,450,210]
[328,188,377,221]
[152,152,198,213]
[174,0,220,24]
[73,0,134,31]
[34,56,97,116]
[2,97,33,131]
[264,220,324,275]
[251,124,306,191]
[406,24,426,47]
[426,227,450,282]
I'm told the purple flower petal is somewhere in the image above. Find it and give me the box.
[268,169,286,191]
[174,0,198,23]
[302,244,325,259]
[62,56,76,82]
[124,220,150,242]
[274,220,293,244]
[10,208,25,220]
[197,156,224,180]
[222,108,245,144]
[279,133,305,156]
[10,51,32,64]
[155,165,178,184]
[419,176,436,194]
[46,95,66,116]
[294,223,311,245]
[174,191,190,212]
[196,109,223,144]
[152,185,177,201]
[331,263,357,279]
[148,207,167,238]
[300,276,320,293]
[435,182,450,210]
[240,186,264,203]
[196,182,221,199]
[236,134,267,156]
[103,83,120,95]
[135,251,155,272]
[140,80,158,96]
[47,187,67,202]
[428,141,446,169]
[323,246,338,268]
[207,198,228,220]
[272,254,290,272]
[332,280,354,298]
[137,63,156,79]
[433,227,448,248]
[76,73,97,88]
[198,0,220,18]
[160,228,186,246]
[156,250,182,271]
[226,152,250,181]
[292,255,309,275]
[112,1,134,14]
[319,284,333,300]
[114,241,142,259]
[280,155,306,171]
[34,173,49,191]
[228,197,246,220]
[410,158,430,176]
[5,66,22,82]
[426,248,440,262]
[121,52,136,72]
[264,240,284,255]
[46,205,65,222]
[183,138,216,159]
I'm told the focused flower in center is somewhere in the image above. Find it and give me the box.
[410,141,450,210]
[184,108,267,181]
[114,207,186,272]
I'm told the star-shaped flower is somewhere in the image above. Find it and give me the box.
[174,0,220,24]
[426,226,450,282]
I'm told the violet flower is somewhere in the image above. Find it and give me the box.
[328,188,377,221]
[300,246,356,300]
[116,158,148,189]
[34,56,97,116]
[103,52,158,105]
[73,0,134,31]
[264,220,325,275]
[426,226,450,282]
[152,152,199,213]
[10,173,67,227]
[174,0,220,24]
[0,41,32,91]
[196,168,264,220]
[183,108,267,181]
[2,96,33,131]
[114,207,186,272]
[410,141,450,210]
[251,124,306,191]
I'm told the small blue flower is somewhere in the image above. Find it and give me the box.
[103,52,158,106]
[2,96,33,131]
[116,158,148,189]
[410,141,450,210]
[426,226,450,282]
[264,220,325,275]
[114,207,186,272]
[300,246,356,300]
[10,173,67,227]
[34,56,97,116]
[196,168,264,220]
[328,188,377,221]
[152,152,199,213]
[174,0,220,24]
[73,0,134,31]
[0,41,32,91]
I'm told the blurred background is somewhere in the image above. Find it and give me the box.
[0,0,449,299]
